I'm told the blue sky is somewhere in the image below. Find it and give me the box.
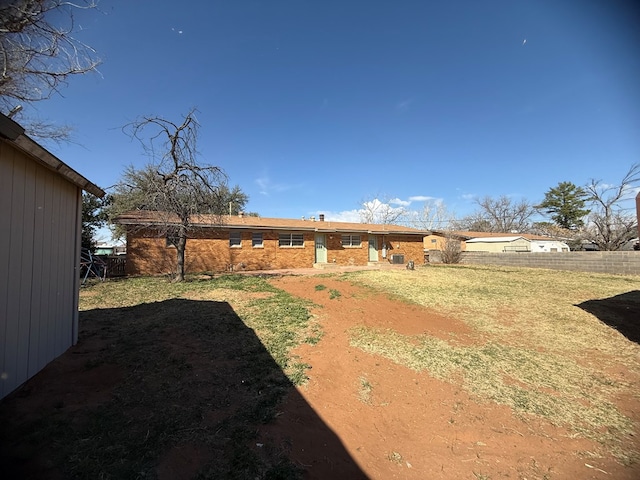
[22,0,640,236]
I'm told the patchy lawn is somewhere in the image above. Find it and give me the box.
[1,265,639,479]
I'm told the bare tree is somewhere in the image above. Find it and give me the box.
[110,110,230,281]
[440,235,463,264]
[407,199,455,231]
[358,195,408,225]
[455,196,536,233]
[0,0,100,139]
[584,163,640,251]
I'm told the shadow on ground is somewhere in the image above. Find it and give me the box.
[578,290,640,345]
[0,299,367,479]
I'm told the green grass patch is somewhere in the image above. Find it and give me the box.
[4,274,317,479]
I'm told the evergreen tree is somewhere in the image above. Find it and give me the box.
[82,193,109,251]
[536,182,590,230]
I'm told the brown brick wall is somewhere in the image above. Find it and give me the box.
[326,234,368,265]
[380,235,426,265]
[126,233,176,276]
[126,228,426,275]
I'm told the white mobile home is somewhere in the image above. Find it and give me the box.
[530,240,570,252]
[465,236,531,253]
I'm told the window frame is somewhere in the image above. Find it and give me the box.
[252,232,264,248]
[229,231,242,248]
[278,232,304,247]
[341,234,362,248]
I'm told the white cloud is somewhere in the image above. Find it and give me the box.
[255,175,295,196]
[315,209,361,222]
[255,177,270,196]
[395,98,414,112]
[389,197,411,206]
[408,195,437,202]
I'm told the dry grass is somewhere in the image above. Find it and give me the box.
[344,264,640,463]
[346,265,639,360]
[358,375,373,404]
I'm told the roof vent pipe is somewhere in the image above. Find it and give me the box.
[319,214,325,221]
[311,216,316,222]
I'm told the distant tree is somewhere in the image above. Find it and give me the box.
[358,195,407,225]
[82,192,109,251]
[219,184,250,215]
[440,235,463,264]
[536,182,590,230]
[455,196,536,233]
[451,213,493,233]
[109,110,235,282]
[0,0,100,140]
[583,163,640,251]
[407,199,455,231]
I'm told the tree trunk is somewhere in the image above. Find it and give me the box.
[175,227,187,282]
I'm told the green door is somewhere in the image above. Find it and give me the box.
[315,234,327,263]
[368,236,378,262]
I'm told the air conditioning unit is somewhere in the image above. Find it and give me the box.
[391,254,404,264]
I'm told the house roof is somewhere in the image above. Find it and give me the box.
[466,236,530,243]
[0,114,105,197]
[116,211,430,236]
[433,230,557,241]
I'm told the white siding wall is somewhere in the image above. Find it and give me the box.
[530,241,571,252]
[465,238,531,253]
[0,141,81,399]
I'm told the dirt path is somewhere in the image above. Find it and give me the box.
[1,273,637,479]
[261,275,637,480]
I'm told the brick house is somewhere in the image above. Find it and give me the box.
[117,211,429,275]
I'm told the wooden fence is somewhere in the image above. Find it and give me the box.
[103,255,127,277]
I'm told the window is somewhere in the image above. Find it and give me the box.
[279,233,304,247]
[252,232,263,247]
[229,231,242,247]
[341,234,361,247]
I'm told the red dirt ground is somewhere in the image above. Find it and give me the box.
[1,272,638,479]
[257,275,639,480]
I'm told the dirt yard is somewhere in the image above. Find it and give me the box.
[257,275,639,480]
[1,273,638,479]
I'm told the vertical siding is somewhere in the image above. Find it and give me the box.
[28,167,46,377]
[0,150,9,393]
[16,154,36,387]
[0,142,81,399]
[3,145,25,397]
[0,143,19,397]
